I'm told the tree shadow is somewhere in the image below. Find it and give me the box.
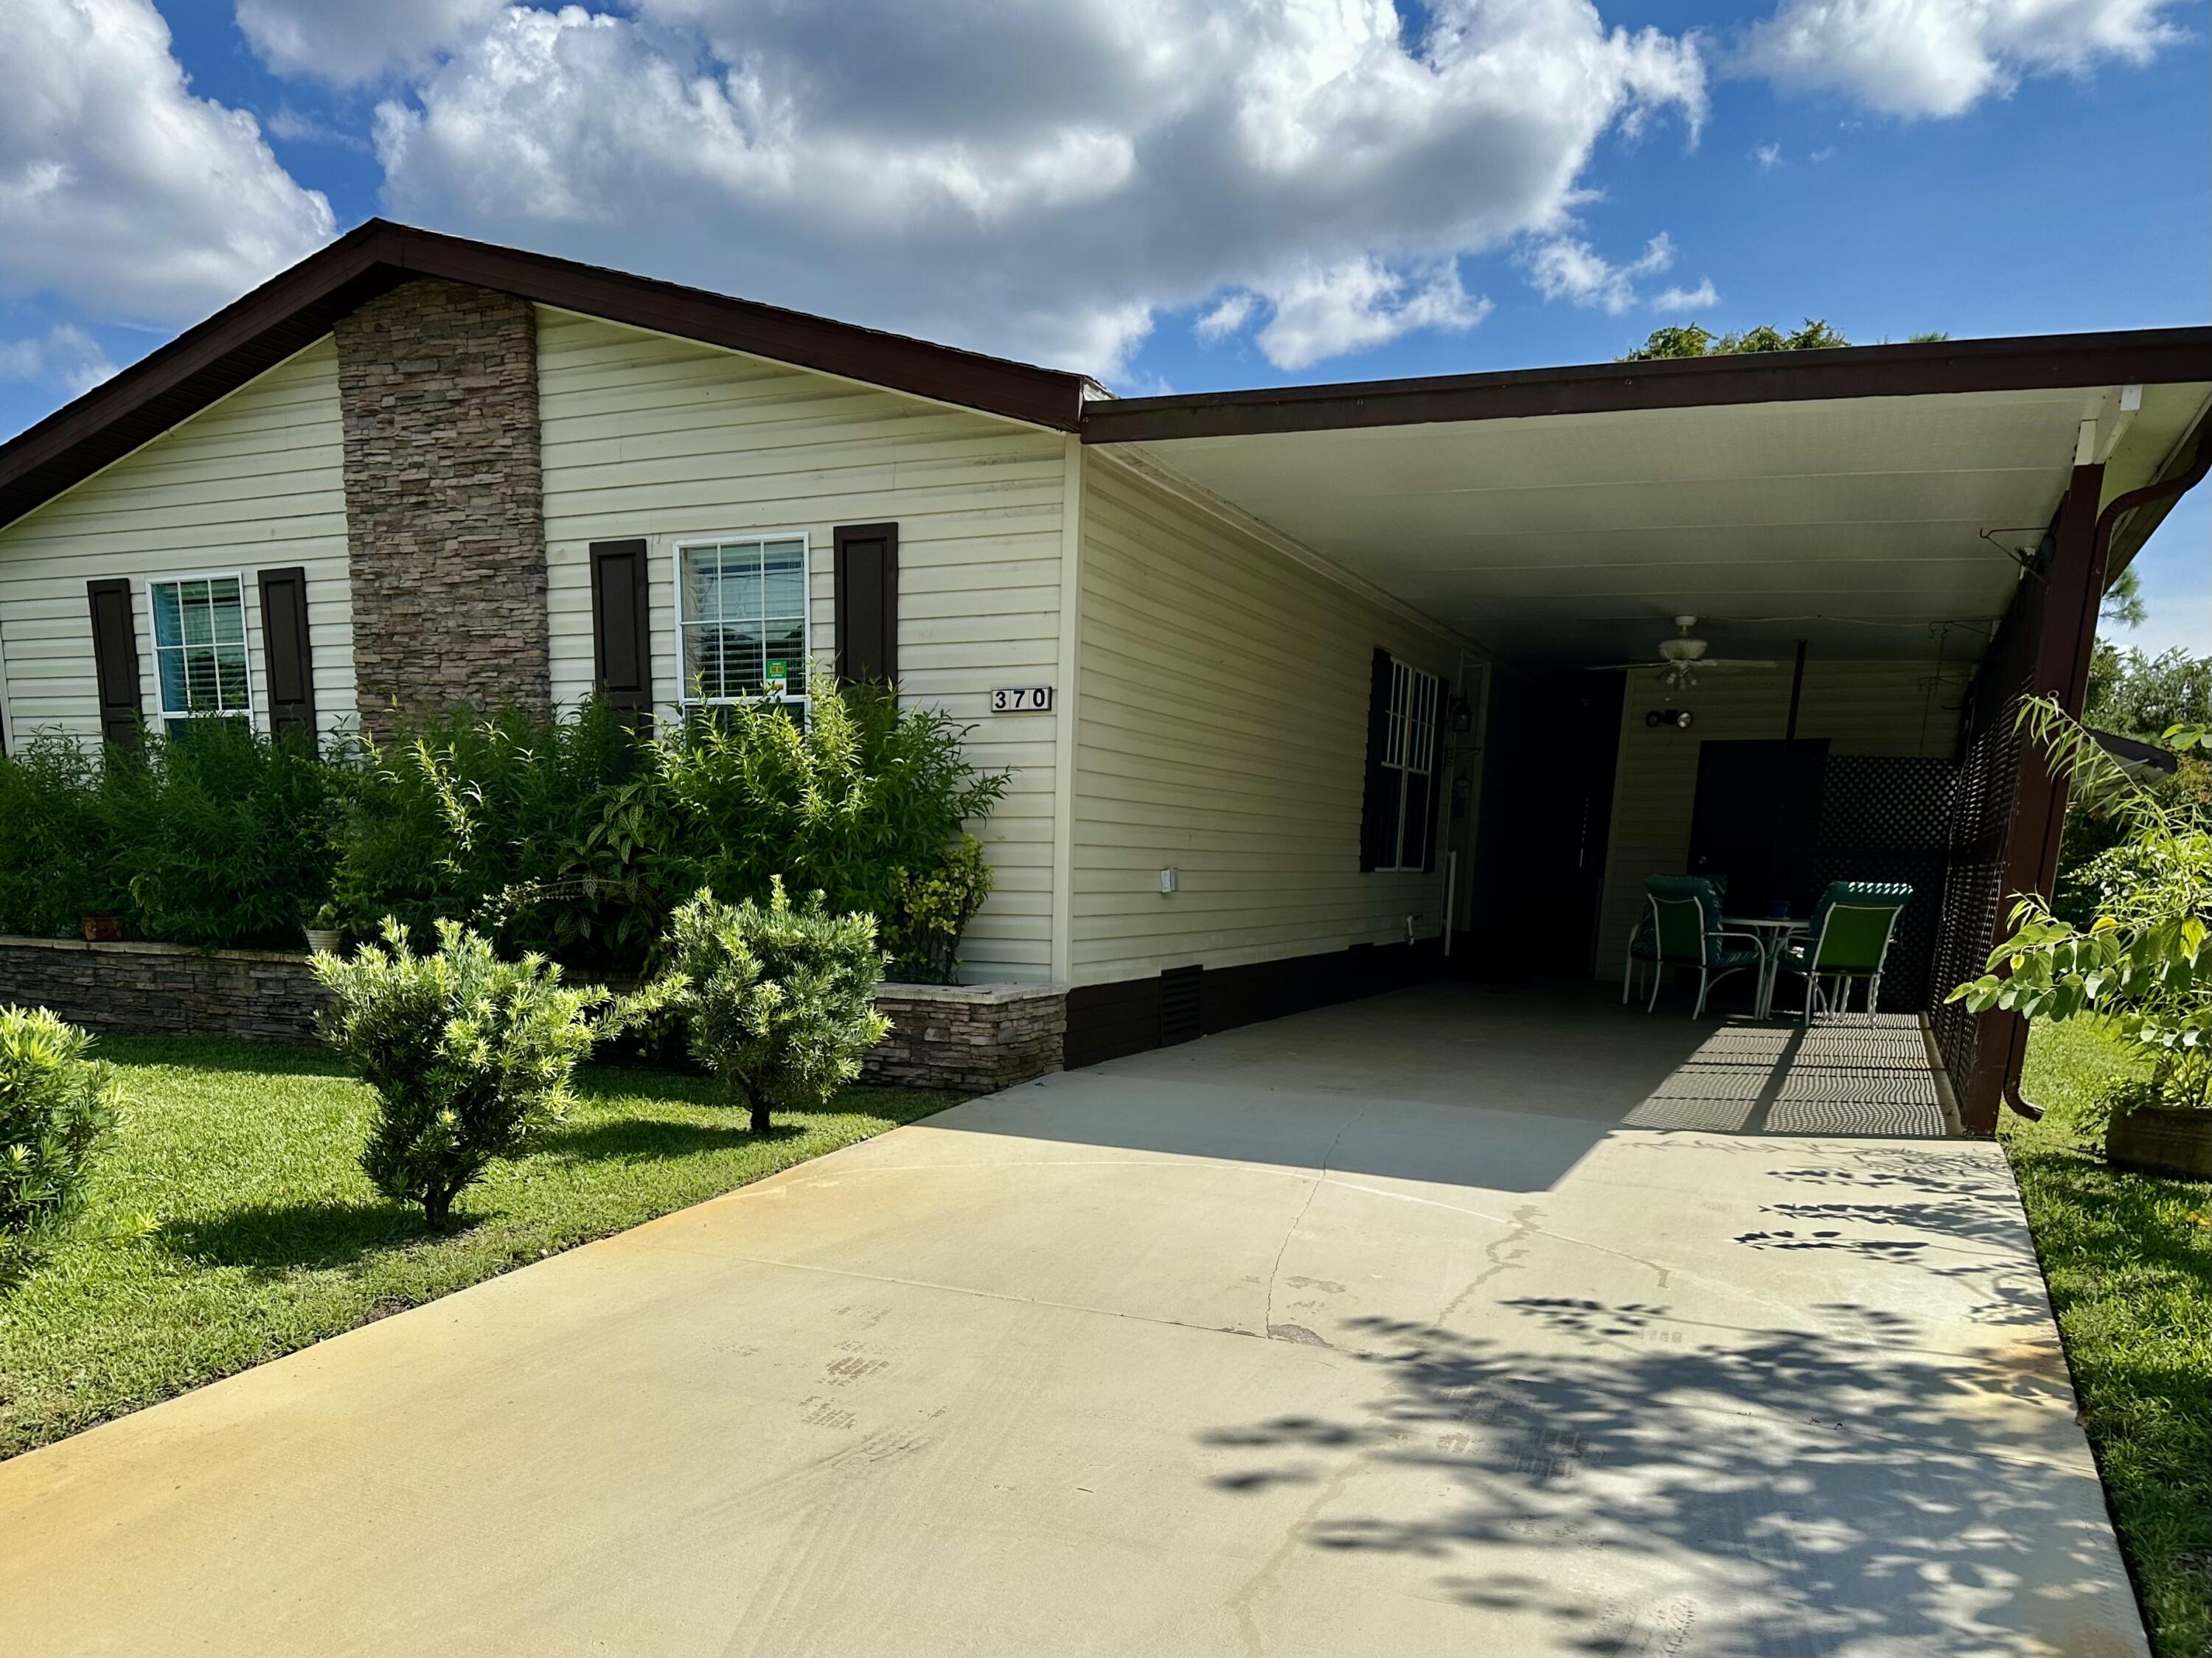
[1197,1310,2138,1656]
[538,1117,802,1162]
[160,1199,468,1272]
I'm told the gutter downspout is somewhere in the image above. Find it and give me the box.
[2002,417,2212,1122]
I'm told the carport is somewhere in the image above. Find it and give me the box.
[1082,332,2212,1129]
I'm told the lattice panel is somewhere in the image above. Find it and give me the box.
[1811,755,1958,1012]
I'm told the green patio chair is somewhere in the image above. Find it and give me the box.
[1623,875,1764,1018]
[1774,881,1913,1025]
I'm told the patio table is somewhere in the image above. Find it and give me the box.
[1725,916,1807,1019]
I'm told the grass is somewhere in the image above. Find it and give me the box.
[2011,1020,2211,1658]
[0,1035,959,1462]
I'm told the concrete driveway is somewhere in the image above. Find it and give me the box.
[0,987,2145,1657]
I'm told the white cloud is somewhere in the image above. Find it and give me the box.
[355,0,1704,377]
[1738,0,2188,119]
[0,323,117,394]
[1528,232,1680,315]
[1649,278,1719,313]
[1194,293,1257,346]
[0,0,334,322]
[1754,141,1784,167]
[236,0,507,84]
[1255,258,1490,370]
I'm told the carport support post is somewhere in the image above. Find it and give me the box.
[1963,459,2106,1133]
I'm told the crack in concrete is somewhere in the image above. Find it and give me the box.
[1262,1107,1364,1342]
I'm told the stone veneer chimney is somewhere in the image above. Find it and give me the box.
[334,279,549,728]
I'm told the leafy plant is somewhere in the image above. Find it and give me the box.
[1950,697,2212,1112]
[655,882,889,1135]
[313,920,602,1227]
[0,735,112,936]
[883,832,993,983]
[335,687,1005,978]
[0,721,344,947]
[1,1005,120,1286]
[1621,318,1855,360]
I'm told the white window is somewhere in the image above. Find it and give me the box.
[675,534,810,707]
[149,574,251,736]
[1374,658,1441,872]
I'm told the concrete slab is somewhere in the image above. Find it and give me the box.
[0,987,2143,1657]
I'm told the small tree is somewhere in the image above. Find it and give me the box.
[1,1006,120,1286]
[315,920,601,1228]
[659,881,889,1135]
[1949,699,2212,1114]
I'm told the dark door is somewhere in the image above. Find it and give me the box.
[1688,739,1829,915]
[1469,671,1624,976]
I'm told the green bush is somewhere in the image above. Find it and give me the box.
[314,921,602,1227]
[0,736,111,936]
[0,1005,120,1285]
[657,882,889,1135]
[0,720,342,948]
[335,687,1005,978]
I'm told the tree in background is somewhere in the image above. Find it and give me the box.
[1619,321,1950,361]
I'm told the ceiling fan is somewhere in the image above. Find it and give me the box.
[1588,616,1780,691]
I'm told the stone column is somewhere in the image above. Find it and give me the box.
[335,279,549,729]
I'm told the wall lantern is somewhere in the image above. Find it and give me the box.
[1646,708,1694,730]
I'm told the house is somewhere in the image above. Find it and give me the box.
[2,220,2206,1129]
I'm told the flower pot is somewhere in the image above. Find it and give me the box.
[80,912,122,943]
[2105,1104,2212,1181]
[303,928,341,956]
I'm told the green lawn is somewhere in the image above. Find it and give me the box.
[2012,1021,2211,1658]
[0,1036,959,1462]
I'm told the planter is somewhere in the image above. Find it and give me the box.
[80,913,122,944]
[302,928,341,956]
[2105,1104,2212,1181]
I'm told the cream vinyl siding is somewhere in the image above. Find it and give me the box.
[1070,455,1458,986]
[0,338,353,743]
[1596,658,1965,978]
[535,308,1068,983]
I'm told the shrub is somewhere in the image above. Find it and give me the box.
[0,1006,119,1286]
[314,920,602,1228]
[0,736,111,936]
[334,688,1005,978]
[657,881,888,1135]
[0,721,342,947]
[883,832,993,983]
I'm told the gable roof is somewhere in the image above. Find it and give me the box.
[3,215,2208,540]
[0,219,1098,532]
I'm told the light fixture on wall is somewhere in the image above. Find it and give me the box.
[1646,708,1694,730]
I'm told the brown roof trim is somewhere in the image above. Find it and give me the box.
[0,219,1092,531]
[1080,327,2212,444]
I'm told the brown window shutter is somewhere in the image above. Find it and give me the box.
[86,577,142,747]
[256,566,316,739]
[832,522,898,686]
[588,540,653,716]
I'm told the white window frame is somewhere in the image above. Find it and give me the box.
[671,531,814,712]
[1374,657,1441,874]
[146,571,254,735]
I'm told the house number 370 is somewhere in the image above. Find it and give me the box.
[991,686,1054,713]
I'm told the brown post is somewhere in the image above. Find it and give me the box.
[1960,461,2104,1130]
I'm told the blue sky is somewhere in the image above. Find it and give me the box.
[3,0,2205,652]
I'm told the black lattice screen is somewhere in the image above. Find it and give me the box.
[1927,705,2025,1082]
[1811,755,1957,1011]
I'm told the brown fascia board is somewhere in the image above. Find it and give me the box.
[1079,327,2212,444]
[0,219,1092,532]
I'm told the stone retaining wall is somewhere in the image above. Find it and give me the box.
[0,938,1065,1092]
[0,937,330,1044]
[863,983,1066,1093]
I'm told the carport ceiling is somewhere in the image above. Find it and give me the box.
[1096,380,2210,667]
